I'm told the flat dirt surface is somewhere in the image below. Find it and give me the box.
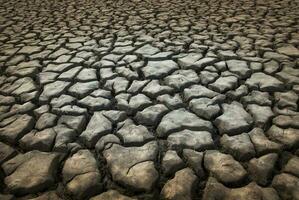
[0,0,299,199]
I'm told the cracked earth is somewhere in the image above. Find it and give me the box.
[0,0,299,199]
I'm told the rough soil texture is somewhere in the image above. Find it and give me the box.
[0,0,299,199]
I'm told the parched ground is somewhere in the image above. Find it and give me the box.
[0,0,299,199]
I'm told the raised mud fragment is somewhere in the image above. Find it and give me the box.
[103,141,159,191]
[2,151,61,195]
[0,0,298,199]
